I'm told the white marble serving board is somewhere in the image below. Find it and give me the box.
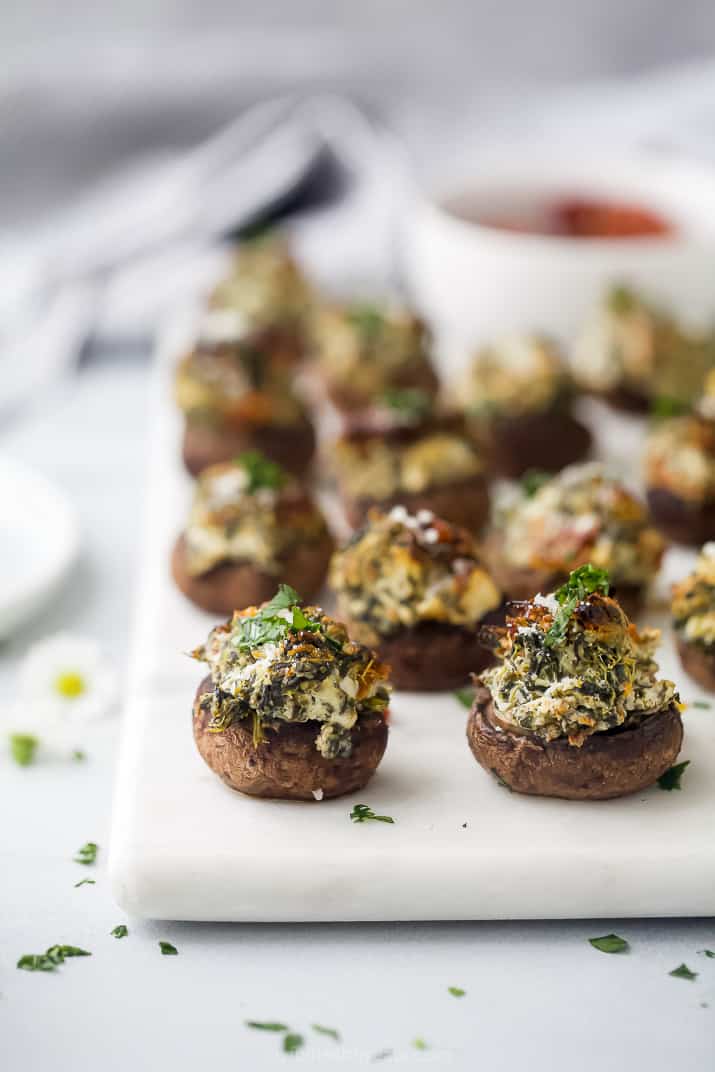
[108,320,715,921]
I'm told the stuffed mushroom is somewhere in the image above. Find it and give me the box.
[570,285,714,412]
[172,452,333,615]
[454,335,590,478]
[467,566,683,799]
[330,506,501,690]
[484,462,665,618]
[671,543,715,691]
[644,383,715,544]
[331,390,489,534]
[311,301,439,412]
[191,586,391,799]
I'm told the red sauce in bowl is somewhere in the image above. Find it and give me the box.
[479,197,674,239]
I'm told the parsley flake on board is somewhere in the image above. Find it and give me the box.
[245,1021,289,1032]
[9,732,38,766]
[74,841,98,865]
[448,986,466,997]
[74,878,95,888]
[454,686,475,709]
[18,945,91,972]
[699,949,715,958]
[159,941,178,955]
[350,803,394,824]
[691,700,711,710]
[312,1025,340,1041]
[111,925,128,939]
[588,934,629,954]
[283,1033,304,1055]
[670,963,698,981]
[544,565,610,647]
[236,450,286,493]
[657,760,690,791]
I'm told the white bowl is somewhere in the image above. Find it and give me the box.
[402,149,715,369]
[0,457,80,639]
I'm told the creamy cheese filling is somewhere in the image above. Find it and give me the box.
[645,416,715,502]
[672,543,715,647]
[335,433,482,501]
[457,335,566,418]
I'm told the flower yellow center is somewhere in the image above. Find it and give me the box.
[54,671,86,699]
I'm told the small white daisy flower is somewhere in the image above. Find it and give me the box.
[13,633,117,742]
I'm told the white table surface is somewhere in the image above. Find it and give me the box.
[1,358,714,1071]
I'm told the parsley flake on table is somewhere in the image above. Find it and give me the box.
[283,1033,304,1054]
[454,686,475,709]
[545,565,610,647]
[448,986,466,997]
[9,732,38,766]
[245,1021,289,1032]
[588,934,630,954]
[412,1038,429,1051]
[350,803,394,824]
[17,945,91,972]
[311,1024,340,1041]
[669,963,698,981]
[74,878,95,888]
[691,700,711,709]
[111,925,128,939]
[159,941,178,955]
[657,760,690,791]
[699,949,715,958]
[74,841,98,865]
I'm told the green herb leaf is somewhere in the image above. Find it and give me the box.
[74,841,98,865]
[350,803,395,824]
[72,749,86,761]
[312,1024,340,1041]
[448,986,466,997]
[159,941,178,955]
[657,760,690,791]
[521,469,552,498]
[669,963,698,981]
[236,450,286,493]
[9,733,38,766]
[111,925,128,939]
[413,1038,429,1051]
[608,285,636,315]
[245,1021,288,1032]
[545,565,611,647]
[699,949,715,958]
[17,953,56,972]
[692,700,711,710]
[381,387,432,421]
[651,396,690,420]
[283,1033,304,1054]
[234,585,324,652]
[588,934,629,954]
[74,878,95,888]
[46,945,90,960]
[347,304,383,344]
[454,686,475,709]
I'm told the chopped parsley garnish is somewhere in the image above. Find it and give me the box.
[9,732,38,767]
[74,878,95,888]
[311,1025,340,1041]
[521,469,552,498]
[588,934,629,954]
[651,395,690,420]
[74,841,98,865]
[669,963,698,981]
[283,1033,304,1054]
[608,285,636,315]
[236,450,286,493]
[347,304,383,344]
[245,1021,289,1032]
[454,686,475,709]
[448,986,466,997]
[234,585,323,652]
[381,387,432,421]
[350,803,394,824]
[111,925,128,939]
[544,565,611,647]
[18,945,91,971]
[657,760,690,791]
[692,700,711,710]
[159,941,178,955]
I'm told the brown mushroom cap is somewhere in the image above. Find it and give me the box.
[193,676,389,800]
[471,409,592,480]
[356,620,494,692]
[646,487,715,546]
[171,531,333,616]
[676,636,715,693]
[466,685,683,800]
[182,415,315,478]
[342,473,490,535]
